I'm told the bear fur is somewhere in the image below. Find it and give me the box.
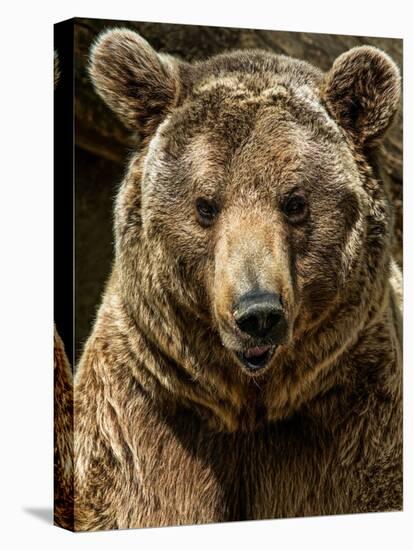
[68,29,402,530]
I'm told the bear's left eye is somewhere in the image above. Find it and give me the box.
[195,197,219,227]
[282,193,308,224]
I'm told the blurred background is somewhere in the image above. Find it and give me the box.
[73,17,403,363]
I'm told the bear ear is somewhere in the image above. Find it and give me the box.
[89,29,180,135]
[322,46,401,145]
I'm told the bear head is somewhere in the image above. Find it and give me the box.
[88,29,400,425]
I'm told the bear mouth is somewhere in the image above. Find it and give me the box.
[237,345,276,372]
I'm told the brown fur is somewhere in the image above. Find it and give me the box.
[54,327,74,529]
[57,29,403,530]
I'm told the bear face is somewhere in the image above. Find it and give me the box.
[138,82,366,361]
[89,30,400,420]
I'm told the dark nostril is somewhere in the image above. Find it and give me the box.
[236,310,282,339]
[237,314,261,337]
[266,311,282,329]
[234,291,284,339]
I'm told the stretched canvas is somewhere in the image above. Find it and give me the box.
[54,17,403,531]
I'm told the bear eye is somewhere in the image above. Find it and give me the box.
[282,193,308,224]
[195,197,219,227]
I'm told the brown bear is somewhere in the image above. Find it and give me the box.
[68,29,402,530]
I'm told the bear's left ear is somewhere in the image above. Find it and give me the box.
[89,28,181,136]
[322,46,401,145]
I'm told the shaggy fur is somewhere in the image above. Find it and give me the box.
[54,327,74,529]
[57,29,403,530]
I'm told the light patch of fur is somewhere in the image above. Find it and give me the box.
[186,134,216,182]
[142,116,172,192]
[292,84,342,137]
[390,259,403,310]
[341,213,364,283]
[196,75,249,95]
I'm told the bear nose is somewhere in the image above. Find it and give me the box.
[234,291,284,340]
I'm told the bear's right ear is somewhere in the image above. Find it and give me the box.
[89,29,180,135]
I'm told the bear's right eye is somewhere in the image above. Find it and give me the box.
[195,197,219,228]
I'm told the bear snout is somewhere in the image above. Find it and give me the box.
[233,290,287,342]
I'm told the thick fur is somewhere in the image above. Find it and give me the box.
[64,31,402,530]
[54,327,74,529]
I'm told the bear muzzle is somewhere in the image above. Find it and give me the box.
[232,290,288,372]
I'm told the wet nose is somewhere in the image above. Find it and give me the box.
[234,291,284,339]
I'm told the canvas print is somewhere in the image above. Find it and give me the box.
[54,18,403,531]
